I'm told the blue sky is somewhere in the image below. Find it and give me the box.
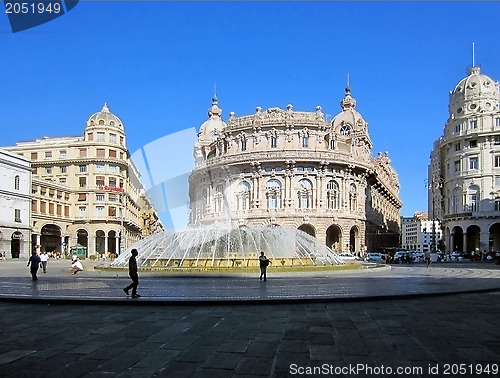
[2,1,500,228]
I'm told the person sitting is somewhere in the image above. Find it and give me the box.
[70,257,84,275]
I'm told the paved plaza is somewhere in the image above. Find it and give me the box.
[0,259,499,377]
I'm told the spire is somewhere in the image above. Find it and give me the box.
[340,83,356,111]
[472,42,475,68]
[102,103,110,113]
[208,90,222,119]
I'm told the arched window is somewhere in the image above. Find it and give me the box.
[302,136,309,147]
[265,179,282,209]
[241,138,247,151]
[237,181,251,211]
[14,175,20,190]
[297,179,313,209]
[349,183,357,211]
[326,180,339,209]
[340,124,351,136]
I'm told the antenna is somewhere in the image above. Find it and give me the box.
[472,42,475,68]
[347,73,350,87]
[214,82,217,98]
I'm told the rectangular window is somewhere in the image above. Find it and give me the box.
[40,201,46,213]
[469,140,477,148]
[241,139,247,151]
[454,143,461,151]
[79,177,86,188]
[79,149,87,158]
[45,167,52,174]
[302,136,309,147]
[109,134,117,143]
[495,136,500,146]
[96,194,105,201]
[109,178,117,187]
[59,150,67,158]
[109,194,117,202]
[96,149,105,157]
[469,157,478,170]
[109,165,118,173]
[496,118,500,127]
[79,165,87,173]
[108,206,117,217]
[14,209,21,222]
[495,176,500,186]
[454,160,461,173]
[96,164,105,172]
[57,204,62,216]
[45,151,52,159]
[454,124,461,133]
[109,149,117,158]
[495,199,500,211]
[96,206,105,218]
[59,178,66,185]
[78,193,87,201]
[64,206,70,217]
[31,152,37,160]
[97,132,105,142]
[87,132,93,141]
[60,166,67,173]
[271,136,277,148]
[470,120,478,129]
[120,136,124,146]
[96,177,105,186]
[49,203,54,215]
[78,206,86,217]
[495,156,500,168]
[31,200,37,212]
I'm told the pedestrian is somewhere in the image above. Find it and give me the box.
[40,251,48,273]
[70,257,84,274]
[425,251,431,267]
[259,251,271,281]
[27,251,41,280]
[123,248,140,298]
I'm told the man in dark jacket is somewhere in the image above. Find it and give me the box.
[123,249,140,297]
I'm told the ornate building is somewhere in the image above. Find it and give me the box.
[189,88,402,254]
[430,65,500,254]
[0,149,31,258]
[4,104,162,258]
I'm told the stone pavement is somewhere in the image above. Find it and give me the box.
[0,259,499,377]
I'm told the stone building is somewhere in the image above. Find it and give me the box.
[0,149,31,258]
[401,211,442,253]
[430,65,500,254]
[5,104,161,258]
[189,88,402,254]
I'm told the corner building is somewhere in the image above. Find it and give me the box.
[189,88,402,254]
[430,66,500,254]
[5,104,161,258]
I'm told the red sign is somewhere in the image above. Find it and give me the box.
[98,185,124,193]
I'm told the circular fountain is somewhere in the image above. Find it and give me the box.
[111,225,348,271]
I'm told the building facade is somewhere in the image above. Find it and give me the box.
[0,149,31,258]
[5,104,161,258]
[189,88,402,254]
[430,65,500,254]
[401,211,442,252]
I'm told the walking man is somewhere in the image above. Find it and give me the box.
[40,251,48,273]
[27,251,41,280]
[123,249,140,298]
[259,251,271,281]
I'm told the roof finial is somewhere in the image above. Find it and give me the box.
[347,73,350,87]
[213,83,217,101]
[472,42,475,68]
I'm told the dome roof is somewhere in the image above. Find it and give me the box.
[449,66,500,117]
[198,96,227,141]
[330,86,367,134]
[86,103,124,130]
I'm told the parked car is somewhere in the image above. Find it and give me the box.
[364,252,384,262]
[338,252,359,261]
